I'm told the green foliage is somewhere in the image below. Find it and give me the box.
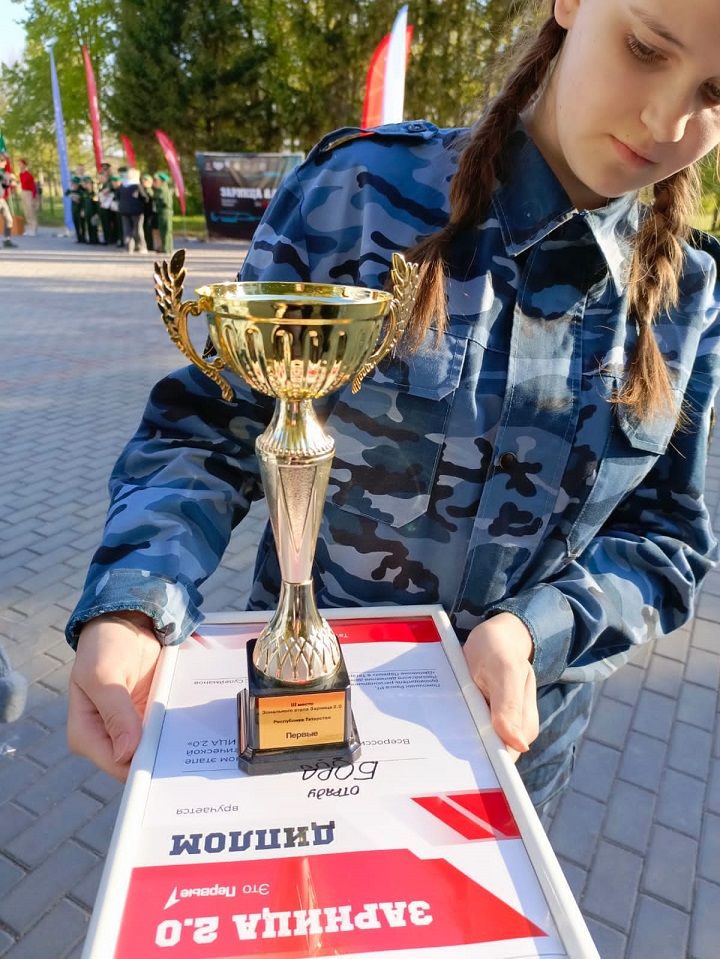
[0,0,117,170]
[1,0,717,229]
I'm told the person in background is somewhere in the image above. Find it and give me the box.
[80,175,100,245]
[66,175,85,243]
[98,164,115,246]
[152,171,174,254]
[0,644,26,726]
[18,159,38,237]
[117,167,147,254]
[0,154,17,248]
[140,173,156,252]
[109,175,124,247]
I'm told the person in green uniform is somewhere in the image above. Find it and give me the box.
[65,175,85,243]
[80,175,100,245]
[140,174,156,252]
[152,172,173,254]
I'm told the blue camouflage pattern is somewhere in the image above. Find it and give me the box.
[67,122,720,805]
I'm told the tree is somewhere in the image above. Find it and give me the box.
[0,0,118,170]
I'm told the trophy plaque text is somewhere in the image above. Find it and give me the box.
[155,250,419,773]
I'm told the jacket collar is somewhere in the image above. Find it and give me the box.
[491,125,638,292]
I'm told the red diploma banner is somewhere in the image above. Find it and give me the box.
[116,848,545,958]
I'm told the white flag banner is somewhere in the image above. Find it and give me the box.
[382,5,409,124]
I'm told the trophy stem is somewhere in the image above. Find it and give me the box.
[254,399,340,684]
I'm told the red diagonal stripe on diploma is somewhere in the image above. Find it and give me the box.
[413,790,521,840]
[116,849,546,957]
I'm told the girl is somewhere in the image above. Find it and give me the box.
[67,0,720,813]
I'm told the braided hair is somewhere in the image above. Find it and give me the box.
[402,4,702,420]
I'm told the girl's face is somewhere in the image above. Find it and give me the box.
[529,0,720,209]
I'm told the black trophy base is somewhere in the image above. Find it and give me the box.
[237,638,361,775]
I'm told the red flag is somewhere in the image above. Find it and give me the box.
[120,134,137,169]
[82,46,104,171]
[155,130,185,216]
[362,20,413,127]
[155,129,186,215]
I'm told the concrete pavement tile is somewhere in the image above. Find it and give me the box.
[581,840,643,930]
[629,640,655,668]
[0,755,45,804]
[655,768,706,839]
[71,859,104,912]
[24,725,74,767]
[24,687,66,729]
[653,629,691,661]
[24,544,81,574]
[39,660,72,695]
[18,754,96,816]
[642,824,697,910]
[632,689,676,741]
[690,617,719,651]
[676,682,718,731]
[697,570,720,597]
[618,732,667,790]
[685,647,720,690]
[585,696,633,750]
[548,790,605,867]
[690,880,720,959]
[706,759,720,814]
[555,857,587,900]
[698,813,720,884]
[0,717,46,755]
[1,898,88,959]
[695,590,720,622]
[82,769,124,805]
[9,580,76,616]
[600,663,645,706]
[75,795,121,853]
[643,654,683,699]
[603,780,655,854]
[44,638,76,663]
[0,855,25,897]
[0,803,34,846]
[567,738,621,803]
[667,722,713,780]
[0,840,98,935]
[11,651,66,684]
[584,918,626,959]
[627,895,690,959]
[5,791,102,868]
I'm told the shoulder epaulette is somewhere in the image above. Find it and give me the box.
[306,121,438,161]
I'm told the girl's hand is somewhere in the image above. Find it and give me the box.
[67,612,162,781]
[463,612,539,762]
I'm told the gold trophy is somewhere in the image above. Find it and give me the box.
[155,250,419,773]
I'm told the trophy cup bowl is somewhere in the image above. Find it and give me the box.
[154,249,419,773]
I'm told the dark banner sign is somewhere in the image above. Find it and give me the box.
[196,151,303,241]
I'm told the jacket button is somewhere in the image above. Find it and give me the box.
[497,452,517,471]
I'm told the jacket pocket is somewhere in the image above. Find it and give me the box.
[565,393,679,559]
[325,331,468,530]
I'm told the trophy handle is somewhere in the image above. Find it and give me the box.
[154,249,234,402]
[351,252,420,394]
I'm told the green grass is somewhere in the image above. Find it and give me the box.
[33,201,720,238]
[36,205,209,237]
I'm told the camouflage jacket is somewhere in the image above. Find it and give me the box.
[66,123,720,804]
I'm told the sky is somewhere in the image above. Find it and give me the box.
[0,0,28,67]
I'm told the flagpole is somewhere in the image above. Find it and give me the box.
[48,42,74,236]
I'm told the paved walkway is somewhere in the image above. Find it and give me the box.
[0,229,718,958]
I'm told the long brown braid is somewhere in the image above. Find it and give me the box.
[402,6,702,420]
[621,167,700,415]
